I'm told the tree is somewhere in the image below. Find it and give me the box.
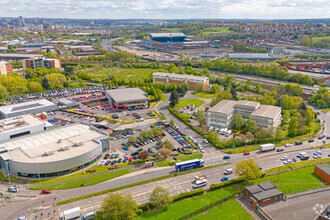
[149,186,173,210]
[197,82,204,92]
[164,140,173,150]
[41,77,50,90]
[196,110,205,126]
[128,136,136,143]
[288,116,298,137]
[95,192,137,220]
[246,117,258,133]
[28,81,43,93]
[139,151,150,160]
[170,119,175,127]
[158,147,172,158]
[275,126,286,141]
[0,84,9,99]
[169,90,179,106]
[232,113,244,130]
[235,159,261,183]
[159,113,166,121]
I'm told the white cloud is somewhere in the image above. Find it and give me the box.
[0,0,329,19]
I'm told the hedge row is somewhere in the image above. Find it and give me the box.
[209,178,244,191]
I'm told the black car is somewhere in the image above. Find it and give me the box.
[133,155,138,160]
[110,154,115,158]
[111,160,116,165]
[104,154,110,159]
[122,158,128,163]
[277,148,284,152]
[131,151,139,156]
[295,141,303,145]
[117,158,122,163]
[105,161,111,166]
[308,139,314,143]
[112,114,119,119]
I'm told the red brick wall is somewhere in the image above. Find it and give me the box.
[314,166,330,183]
[6,64,13,74]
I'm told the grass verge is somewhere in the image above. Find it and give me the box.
[175,99,205,109]
[156,154,203,167]
[191,199,253,220]
[136,186,239,220]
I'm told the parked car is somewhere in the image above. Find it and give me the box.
[223,155,231,160]
[104,154,110,159]
[203,139,208,143]
[8,187,18,192]
[308,139,314,143]
[313,154,322,159]
[277,148,284,152]
[221,176,229,181]
[284,160,292,164]
[224,169,233,175]
[243,152,250,156]
[41,189,52,194]
[123,147,129,151]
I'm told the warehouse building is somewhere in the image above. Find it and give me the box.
[314,164,330,183]
[0,123,109,178]
[0,99,58,119]
[57,98,79,109]
[0,115,47,142]
[153,72,209,90]
[206,100,281,129]
[245,181,284,208]
[105,88,150,110]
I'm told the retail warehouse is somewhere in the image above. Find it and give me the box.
[0,99,58,119]
[105,88,150,110]
[0,123,109,178]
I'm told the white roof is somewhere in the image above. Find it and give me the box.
[150,32,186,38]
[0,99,57,115]
[0,115,45,134]
[105,88,149,103]
[228,53,271,59]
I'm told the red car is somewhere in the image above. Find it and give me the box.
[41,189,52,194]
[243,152,250,156]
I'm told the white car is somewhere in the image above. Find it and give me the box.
[313,154,322,159]
[283,160,292,164]
[284,144,292,147]
[280,156,288,161]
[199,147,205,153]
[314,151,322,155]
[203,139,208,143]
[8,187,18,192]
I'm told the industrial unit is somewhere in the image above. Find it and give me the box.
[206,100,281,129]
[105,88,150,110]
[0,123,109,178]
[153,72,209,90]
[0,99,58,119]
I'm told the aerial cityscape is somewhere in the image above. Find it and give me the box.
[0,1,329,220]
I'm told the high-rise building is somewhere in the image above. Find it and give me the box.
[0,61,13,75]
[22,57,61,70]
[18,16,25,28]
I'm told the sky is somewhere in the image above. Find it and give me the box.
[1,0,329,19]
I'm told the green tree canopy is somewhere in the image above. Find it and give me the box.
[235,158,261,183]
[149,186,173,210]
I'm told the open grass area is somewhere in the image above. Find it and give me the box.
[91,68,155,82]
[175,99,205,109]
[150,95,167,108]
[223,144,259,154]
[156,154,203,167]
[136,186,239,220]
[313,36,330,41]
[30,169,130,190]
[202,27,232,35]
[31,164,132,185]
[265,159,330,174]
[239,164,328,194]
[191,199,253,220]
[191,92,216,99]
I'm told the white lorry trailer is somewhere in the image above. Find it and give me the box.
[259,143,276,152]
[59,207,81,220]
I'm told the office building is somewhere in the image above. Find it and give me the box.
[0,123,109,178]
[253,43,285,54]
[0,99,58,119]
[105,88,150,110]
[22,57,61,70]
[206,100,281,129]
[0,61,13,75]
[153,72,209,90]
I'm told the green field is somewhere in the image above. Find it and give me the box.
[91,68,155,82]
[156,154,203,167]
[191,199,253,220]
[175,99,205,109]
[30,169,130,190]
[313,36,330,41]
[239,164,328,194]
[192,92,216,98]
[136,186,239,220]
[202,27,232,35]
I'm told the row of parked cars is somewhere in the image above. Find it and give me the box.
[208,127,232,137]
[165,125,194,153]
[127,135,164,150]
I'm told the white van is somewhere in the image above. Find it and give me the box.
[225,130,232,137]
[208,126,214,131]
[193,179,208,189]
[297,152,307,158]
[214,128,219,132]
[221,128,228,135]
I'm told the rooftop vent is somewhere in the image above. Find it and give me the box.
[59,145,69,151]
[44,150,54,156]
[73,141,82,147]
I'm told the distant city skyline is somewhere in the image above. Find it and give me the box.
[0,0,329,20]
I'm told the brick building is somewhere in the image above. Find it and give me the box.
[152,72,209,90]
[282,61,330,72]
[22,57,61,70]
[0,61,13,75]
[314,164,330,183]
[245,181,284,209]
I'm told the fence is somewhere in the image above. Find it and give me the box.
[175,193,237,220]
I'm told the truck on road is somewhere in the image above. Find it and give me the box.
[175,159,204,172]
[192,175,207,183]
[259,143,276,152]
[59,207,81,220]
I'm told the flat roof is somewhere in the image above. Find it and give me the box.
[251,105,281,119]
[0,115,45,134]
[0,99,57,115]
[0,53,43,58]
[150,32,187,38]
[58,98,75,105]
[246,181,283,202]
[0,124,105,163]
[235,100,260,110]
[228,53,271,59]
[253,188,283,201]
[153,72,208,81]
[316,164,330,176]
[208,100,238,115]
[105,88,149,103]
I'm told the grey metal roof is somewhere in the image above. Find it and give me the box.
[316,164,330,176]
[245,185,263,194]
[150,32,186,38]
[0,99,57,115]
[252,188,283,201]
[258,181,276,191]
[105,88,149,104]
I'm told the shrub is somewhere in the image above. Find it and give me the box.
[210,178,244,191]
